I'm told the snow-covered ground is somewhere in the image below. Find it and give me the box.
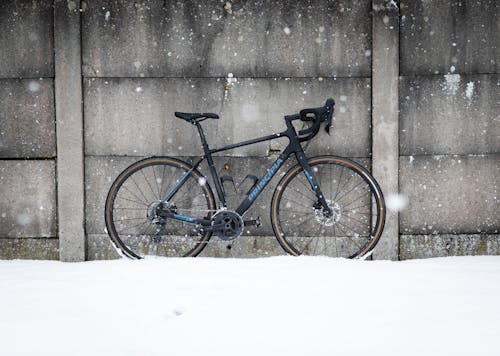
[1,256,499,356]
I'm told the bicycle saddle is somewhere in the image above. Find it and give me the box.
[174,112,219,122]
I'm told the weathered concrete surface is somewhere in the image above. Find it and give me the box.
[400,154,499,235]
[0,160,57,238]
[55,0,85,262]
[84,77,371,157]
[400,74,500,156]
[87,233,285,260]
[0,0,54,78]
[400,234,500,260]
[0,79,56,158]
[0,238,59,260]
[372,0,399,260]
[400,0,499,75]
[82,0,372,77]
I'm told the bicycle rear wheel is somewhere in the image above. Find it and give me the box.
[104,157,216,259]
[271,156,385,258]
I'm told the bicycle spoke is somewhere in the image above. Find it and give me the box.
[120,186,149,207]
[129,175,151,205]
[141,168,158,200]
[116,197,148,209]
[105,159,215,258]
[335,179,366,204]
[273,158,384,258]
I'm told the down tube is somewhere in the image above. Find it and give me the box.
[236,153,288,215]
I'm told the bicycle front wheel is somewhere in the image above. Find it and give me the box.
[104,157,216,259]
[271,156,385,258]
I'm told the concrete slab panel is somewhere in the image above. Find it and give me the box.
[84,77,371,157]
[198,235,286,258]
[0,79,56,158]
[84,77,223,157]
[243,77,372,158]
[400,74,500,155]
[87,234,120,260]
[400,155,499,235]
[0,238,59,260]
[82,0,372,77]
[0,160,57,238]
[400,234,500,260]
[87,233,285,260]
[400,0,499,75]
[0,0,54,77]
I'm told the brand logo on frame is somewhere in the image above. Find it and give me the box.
[248,158,284,202]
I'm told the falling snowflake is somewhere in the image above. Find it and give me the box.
[386,194,408,212]
[28,81,41,92]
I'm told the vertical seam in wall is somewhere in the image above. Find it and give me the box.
[52,0,60,254]
[397,1,401,260]
[79,0,88,260]
[370,0,374,173]
[398,0,402,78]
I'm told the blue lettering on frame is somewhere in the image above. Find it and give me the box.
[248,158,284,202]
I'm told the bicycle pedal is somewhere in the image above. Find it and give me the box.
[244,217,261,227]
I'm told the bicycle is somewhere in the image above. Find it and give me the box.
[104,98,386,259]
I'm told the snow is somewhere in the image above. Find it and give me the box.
[1,257,499,355]
[466,81,474,100]
[386,193,408,212]
[443,73,461,95]
[198,177,207,186]
[27,81,41,92]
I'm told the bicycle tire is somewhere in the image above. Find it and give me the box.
[271,156,385,258]
[104,157,216,259]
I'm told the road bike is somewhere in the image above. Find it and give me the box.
[104,98,385,259]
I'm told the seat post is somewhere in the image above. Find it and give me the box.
[195,122,210,153]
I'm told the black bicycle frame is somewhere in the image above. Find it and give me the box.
[160,117,332,225]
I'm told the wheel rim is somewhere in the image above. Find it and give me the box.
[273,157,384,258]
[105,159,215,258]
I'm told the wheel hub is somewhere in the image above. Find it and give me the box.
[314,199,341,226]
[146,201,177,223]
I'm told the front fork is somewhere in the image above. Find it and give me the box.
[295,151,332,217]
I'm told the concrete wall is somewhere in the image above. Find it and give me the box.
[82,0,373,259]
[399,0,499,259]
[1,0,498,260]
[0,0,58,259]
[81,0,372,77]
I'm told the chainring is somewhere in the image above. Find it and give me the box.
[212,210,244,241]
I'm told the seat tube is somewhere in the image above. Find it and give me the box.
[196,123,226,207]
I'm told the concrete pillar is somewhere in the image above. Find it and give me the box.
[371,0,400,260]
[54,0,85,261]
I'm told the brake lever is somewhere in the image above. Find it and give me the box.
[324,98,335,135]
[325,114,332,135]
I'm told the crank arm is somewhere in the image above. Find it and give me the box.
[199,223,226,233]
